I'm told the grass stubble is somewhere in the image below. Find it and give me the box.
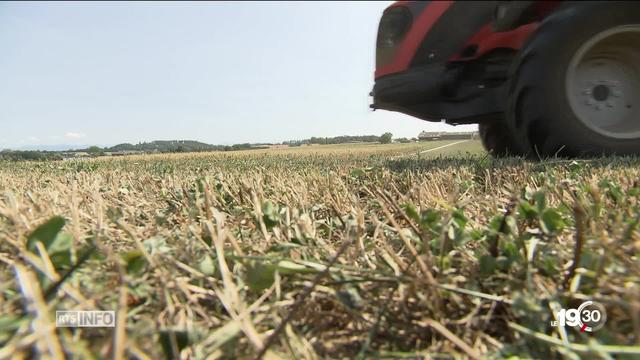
[0,141,639,359]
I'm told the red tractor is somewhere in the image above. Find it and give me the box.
[371,1,640,157]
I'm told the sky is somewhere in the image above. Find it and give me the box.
[0,1,476,150]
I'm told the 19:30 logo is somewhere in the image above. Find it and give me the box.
[550,301,607,332]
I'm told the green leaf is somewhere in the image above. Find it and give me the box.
[350,168,365,178]
[568,160,582,174]
[422,209,440,224]
[0,314,27,332]
[143,236,172,255]
[336,287,363,309]
[197,179,206,194]
[540,209,565,234]
[501,241,520,261]
[533,192,546,213]
[469,229,483,240]
[49,233,74,270]
[505,216,517,236]
[202,228,213,247]
[261,201,279,230]
[403,204,420,223]
[197,255,216,276]
[26,216,66,252]
[496,256,511,271]
[0,314,29,343]
[49,252,72,271]
[267,242,302,253]
[608,184,624,204]
[451,208,467,228]
[48,232,73,254]
[204,320,242,352]
[447,226,458,245]
[541,257,560,276]
[479,255,497,276]
[0,314,28,344]
[159,329,191,360]
[275,260,318,274]
[523,185,535,201]
[419,209,441,235]
[488,215,503,232]
[26,217,75,271]
[294,260,328,272]
[518,201,538,221]
[246,263,276,292]
[578,250,597,269]
[79,242,104,262]
[121,250,148,275]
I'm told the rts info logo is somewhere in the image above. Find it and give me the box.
[550,301,607,332]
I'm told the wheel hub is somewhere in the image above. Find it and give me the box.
[592,84,610,101]
[567,25,640,139]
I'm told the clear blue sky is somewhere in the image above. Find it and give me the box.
[0,1,476,149]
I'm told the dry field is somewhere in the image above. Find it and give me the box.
[0,140,639,359]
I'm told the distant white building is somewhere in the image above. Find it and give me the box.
[418,131,443,141]
[418,131,478,141]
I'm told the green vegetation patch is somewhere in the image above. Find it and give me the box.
[0,144,638,358]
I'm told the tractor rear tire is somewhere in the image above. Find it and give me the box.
[506,2,640,158]
[479,121,523,157]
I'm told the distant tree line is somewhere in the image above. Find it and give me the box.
[283,133,393,146]
[0,141,269,161]
[2,133,398,162]
[0,150,62,161]
[87,140,268,154]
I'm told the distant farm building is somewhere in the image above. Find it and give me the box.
[418,131,478,141]
[103,150,145,156]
